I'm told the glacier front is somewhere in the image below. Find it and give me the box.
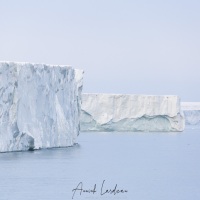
[181,102,200,127]
[0,62,83,152]
[80,93,185,132]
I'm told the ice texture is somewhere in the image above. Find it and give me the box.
[80,93,185,132]
[0,62,83,152]
[181,102,200,126]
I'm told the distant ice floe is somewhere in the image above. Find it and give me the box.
[181,102,200,127]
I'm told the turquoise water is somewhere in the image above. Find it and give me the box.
[0,130,200,200]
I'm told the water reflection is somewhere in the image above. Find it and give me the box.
[0,130,200,200]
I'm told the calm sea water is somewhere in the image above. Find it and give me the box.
[0,130,200,200]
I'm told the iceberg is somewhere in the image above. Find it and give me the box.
[80,93,185,132]
[0,62,83,152]
[181,102,200,126]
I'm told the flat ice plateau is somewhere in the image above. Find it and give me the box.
[80,93,185,132]
[181,102,200,126]
[0,62,83,152]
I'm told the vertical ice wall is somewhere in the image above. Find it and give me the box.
[0,62,83,152]
[80,93,185,132]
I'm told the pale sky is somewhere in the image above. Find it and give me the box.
[0,0,199,101]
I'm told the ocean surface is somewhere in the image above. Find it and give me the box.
[0,129,200,200]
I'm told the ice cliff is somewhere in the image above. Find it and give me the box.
[80,93,185,132]
[181,102,200,127]
[0,62,83,152]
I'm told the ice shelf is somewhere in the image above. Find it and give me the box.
[0,62,83,152]
[80,93,185,132]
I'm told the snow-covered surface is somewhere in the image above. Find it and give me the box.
[0,62,83,152]
[80,93,185,132]
[181,102,200,110]
[181,102,200,126]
